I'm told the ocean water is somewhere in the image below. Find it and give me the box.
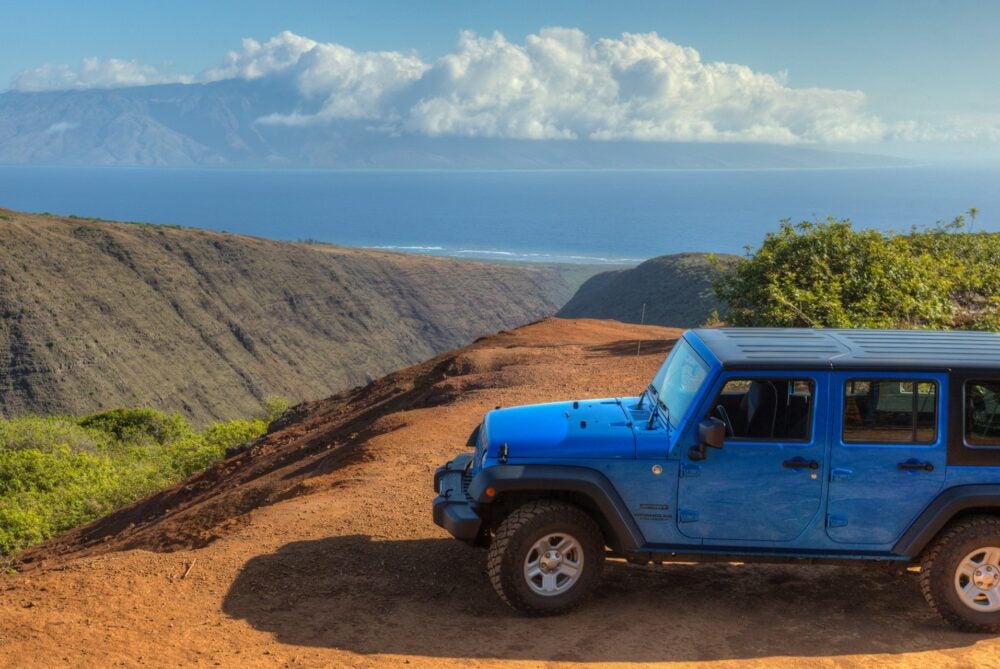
[0,166,997,265]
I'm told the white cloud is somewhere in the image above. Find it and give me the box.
[200,31,318,82]
[252,28,893,144]
[10,28,1000,146]
[251,34,428,124]
[416,29,901,144]
[44,121,78,135]
[12,58,190,92]
[884,114,1000,143]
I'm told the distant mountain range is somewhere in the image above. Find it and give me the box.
[0,80,911,169]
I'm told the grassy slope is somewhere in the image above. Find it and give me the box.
[0,208,586,424]
[557,252,739,328]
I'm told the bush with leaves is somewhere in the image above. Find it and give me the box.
[78,408,192,445]
[0,417,105,453]
[261,396,290,424]
[0,404,273,557]
[714,212,999,329]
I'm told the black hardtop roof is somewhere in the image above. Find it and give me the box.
[690,328,1000,372]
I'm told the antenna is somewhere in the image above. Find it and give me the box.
[636,302,646,356]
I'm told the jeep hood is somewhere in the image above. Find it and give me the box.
[484,398,636,460]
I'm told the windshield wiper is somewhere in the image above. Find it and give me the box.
[646,395,671,431]
[636,383,656,410]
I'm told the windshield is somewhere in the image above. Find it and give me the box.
[649,339,710,427]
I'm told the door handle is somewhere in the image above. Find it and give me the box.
[783,457,819,470]
[898,459,934,472]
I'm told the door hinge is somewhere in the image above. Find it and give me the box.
[826,514,849,528]
[678,509,699,523]
[679,464,701,478]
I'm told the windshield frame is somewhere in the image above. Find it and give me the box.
[649,338,712,429]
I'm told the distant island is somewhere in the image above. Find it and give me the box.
[0,81,910,169]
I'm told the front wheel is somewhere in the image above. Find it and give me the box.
[487,500,604,614]
[920,515,1000,632]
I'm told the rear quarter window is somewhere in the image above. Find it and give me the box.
[965,380,1000,449]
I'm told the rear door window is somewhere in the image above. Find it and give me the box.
[842,379,937,444]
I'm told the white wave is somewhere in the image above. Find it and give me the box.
[369,245,446,251]
[451,249,643,264]
[365,243,643,265]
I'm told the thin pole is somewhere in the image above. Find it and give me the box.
[636,302,646,355]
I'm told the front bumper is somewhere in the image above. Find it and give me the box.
[432,453,483,544]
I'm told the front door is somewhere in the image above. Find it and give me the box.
[676,373,827,542]
[826,372,947,545]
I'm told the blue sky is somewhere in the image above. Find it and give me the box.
[3,0,999,160]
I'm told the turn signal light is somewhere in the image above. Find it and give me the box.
[485,486,497,498]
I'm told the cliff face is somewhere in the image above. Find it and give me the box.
[557,252,739,328]
[0,208,578,423]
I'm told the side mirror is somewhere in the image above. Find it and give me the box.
[688,418,726,461]
[698,417,726,450]
[687,444,707,461]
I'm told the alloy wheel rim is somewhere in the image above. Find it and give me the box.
[523,532,584,597]
[954,546,1000,613]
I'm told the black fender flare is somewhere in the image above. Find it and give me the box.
[467,464,646,551]
[893,484,1000,558]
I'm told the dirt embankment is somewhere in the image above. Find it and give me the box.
[2,318,998,668]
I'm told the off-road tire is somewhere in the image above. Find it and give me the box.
[919,515,1000,633]
[487,500,604,615]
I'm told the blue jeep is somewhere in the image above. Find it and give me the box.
[433,328,1000,631]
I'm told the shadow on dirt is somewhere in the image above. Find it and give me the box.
[587,338,676,358]
[223,535,984,663]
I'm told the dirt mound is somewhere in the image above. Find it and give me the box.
[4,317,997,668]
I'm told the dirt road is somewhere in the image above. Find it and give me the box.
[2,319,998,668]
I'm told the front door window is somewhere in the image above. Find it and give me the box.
[713,378,815,442]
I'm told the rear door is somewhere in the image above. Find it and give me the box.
[826,372,947,545]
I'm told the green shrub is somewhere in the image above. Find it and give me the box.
[0,505,49,555]
[0,417,105,453]
[164,419,265,477]
[262,396,290,424]
[0,447,122,552]
[203,418,267,451]
[78,408,191,445]
[0,409,268,557]
[714,212,997,330]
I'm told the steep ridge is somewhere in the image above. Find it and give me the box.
[0,208,582,423]
[558,252,739,327]
[3,318,994,667]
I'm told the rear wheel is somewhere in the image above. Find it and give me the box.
[920,515,1000,632]
[487,500,604,615]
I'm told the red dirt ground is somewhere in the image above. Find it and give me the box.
[2,318,999,668]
